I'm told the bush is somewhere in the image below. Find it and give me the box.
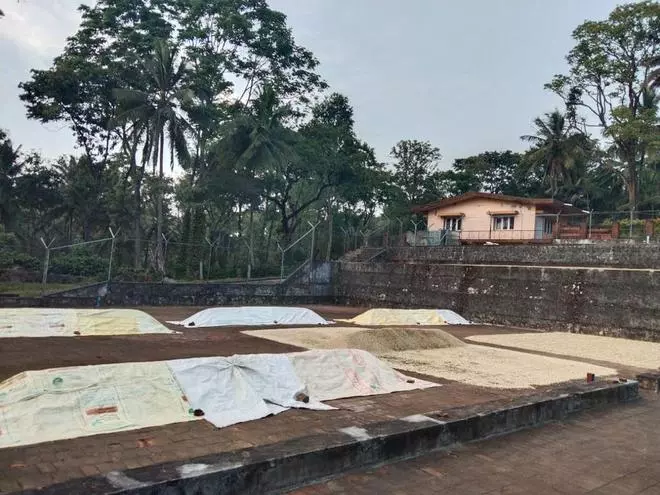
[10,252,41,271]
[112,267,154,282]
[50,252,107,277]
[618,219,648,238]
[0,231,41,271]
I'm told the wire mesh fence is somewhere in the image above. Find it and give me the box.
[21,208,660,292]
[39,231,117,294]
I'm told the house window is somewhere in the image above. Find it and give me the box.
[543,218,553,234]
[444,217,462,231]
[493,216,515,230]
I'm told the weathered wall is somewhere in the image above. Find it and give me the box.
[334,261,660,340]
[387,243,660,269]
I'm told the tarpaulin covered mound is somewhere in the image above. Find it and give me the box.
[0,350,436,448]
[339,309,470,326]
[168,306,330,327]
[345,328,465,353]
[0,308,172,337]
[242,327,465,353]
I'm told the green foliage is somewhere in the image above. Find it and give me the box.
[50,249,107,277]
[445,151,536,196]
[545,0,660,208]
[385,140,445,220]
[0,228,41,270]
[521,111,593,198]
[2,0,659,282]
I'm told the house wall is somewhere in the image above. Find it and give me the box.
[426,198,537,240]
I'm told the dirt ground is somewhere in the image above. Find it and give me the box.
[0,306,537,382]
[0,304,639,491]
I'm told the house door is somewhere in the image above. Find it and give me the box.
[535,217,545,239]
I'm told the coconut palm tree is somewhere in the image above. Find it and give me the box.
[521,111,589,198]
[0,130,23,231]
[114,40,190,273]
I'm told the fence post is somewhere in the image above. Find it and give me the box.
[588,211,593,239]
[629,208,634,240]
[241,239,253,280]
[308,221,316,283]
[340,227,349,254]
[205,236,221,280]
[40,237,55,293]
[383,216,391,248]
[410,219,424,247]
[161,234,169,275]
[107,228,119,283]
[277,242,285,281]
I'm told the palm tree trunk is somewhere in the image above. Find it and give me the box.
[627,159,638,216]
[156,131,165,274]
[133,173,142,270]
[248,207,255,279]
[325,198,334,261]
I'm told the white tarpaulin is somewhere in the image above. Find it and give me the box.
[0,350,436,448]
[168,306,330,327]
[168,354,333,429]
[0,308,173,337]
[436,310,471,325]
[288,348,436,400]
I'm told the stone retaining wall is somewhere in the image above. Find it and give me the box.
[334,261,660,340]
[387,243,660,269]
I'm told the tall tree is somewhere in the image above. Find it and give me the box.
[445,151,533,196]
[388,140,444,216]
[114,40,191,272]
[521,111,590,198]
[0,130,23,232]
[545,0,660,210]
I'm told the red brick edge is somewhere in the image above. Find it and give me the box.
[18,380,639,495]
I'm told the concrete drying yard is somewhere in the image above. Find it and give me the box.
[0,305,651,493]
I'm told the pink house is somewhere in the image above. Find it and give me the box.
[412,192,589,243]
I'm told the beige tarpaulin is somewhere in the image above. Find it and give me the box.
[0,309,173,337]
[0,362,192,448]
[338,308,470,326]
[0,350,437,448]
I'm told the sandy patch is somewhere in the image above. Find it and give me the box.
[242,327,464,353]
[244,327,617,389]
[380,346,615,389]
[467,332,660,370]
[243,327,365,350]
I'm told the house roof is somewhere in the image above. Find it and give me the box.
[411,192,587,215]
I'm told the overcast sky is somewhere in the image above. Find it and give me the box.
[0,0,625,168]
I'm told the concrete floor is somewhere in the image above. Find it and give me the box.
[294,392,660,495]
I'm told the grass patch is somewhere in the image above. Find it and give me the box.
[0,282,79,297]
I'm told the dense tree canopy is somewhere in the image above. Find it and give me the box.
[1,1,658,281]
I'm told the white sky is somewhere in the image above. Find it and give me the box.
[0,0,625,168]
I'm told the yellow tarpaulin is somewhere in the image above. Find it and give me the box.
[0,362,193,448]
[338,308,468,326]
[0,309,173,337]
[0,350,436,448]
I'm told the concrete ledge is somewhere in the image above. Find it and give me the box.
[20,380,639,495]
[636,373,660,392]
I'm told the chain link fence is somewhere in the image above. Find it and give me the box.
[9,208,657,295]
